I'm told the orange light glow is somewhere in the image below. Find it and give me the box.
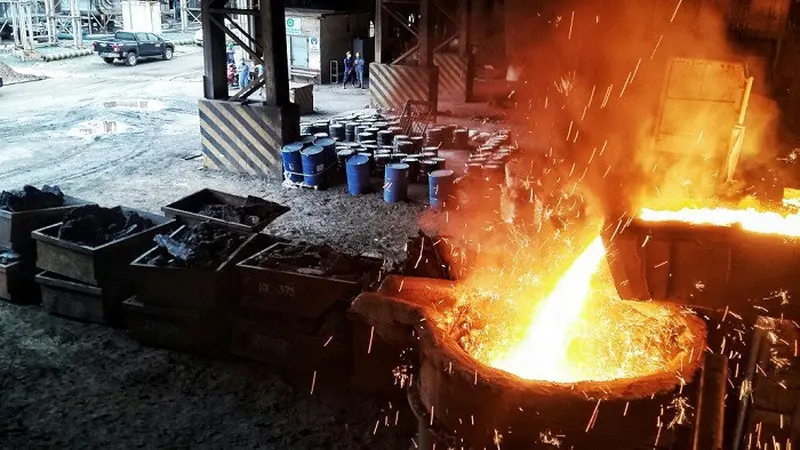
[491,236,605,381]
[639,207,800,237]
[455,233,698,384]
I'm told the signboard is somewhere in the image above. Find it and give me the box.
[286,17,302,35]
[309,36,320,54]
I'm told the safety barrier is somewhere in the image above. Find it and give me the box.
[198,99,284,176]
[368,63,439,111]
[433,53,468,103]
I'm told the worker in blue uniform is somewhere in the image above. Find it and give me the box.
[354,52,365,89]
[343,51,354,89]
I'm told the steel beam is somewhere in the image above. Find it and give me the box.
[209,7,258,15]
[258,0,289,107]
[375,0,383,63]
[202,0,229,99]
[180,0,188,31]
[458,0,470,57]
[69,0,82,48]
[418,0,433,66]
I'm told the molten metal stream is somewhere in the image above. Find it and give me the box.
[463,205,799,384]
[491,236,606,381]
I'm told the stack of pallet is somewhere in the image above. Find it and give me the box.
[230,241,383,390]
[32,206,177,325]
[124,189,289,355]
[0,188,89,305]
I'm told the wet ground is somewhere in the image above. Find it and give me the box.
[0,47,419,449]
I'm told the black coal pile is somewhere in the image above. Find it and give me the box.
[146,223,246,269]
[0,250,22,265]
[0,185,65,212]
[256,242,369,280]
[198,196,289,226]
[57,205,154,246]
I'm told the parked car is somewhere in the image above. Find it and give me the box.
[91,31,174,66]
[194,29,203,46]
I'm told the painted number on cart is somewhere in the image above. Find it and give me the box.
[258,282,296,298]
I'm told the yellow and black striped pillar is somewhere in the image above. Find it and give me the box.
[198,99,300,176]
[433,53,469,103]
[368,63,439,111]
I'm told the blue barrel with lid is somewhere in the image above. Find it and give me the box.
[429,169,455,211]
[301,145,327,187]
[346,154,371,195]
[281,142,304,183]
[299,135,315,146]
[314,137,337,170]
[384,163,409,203]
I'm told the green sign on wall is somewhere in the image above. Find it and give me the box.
[286,17,302,35]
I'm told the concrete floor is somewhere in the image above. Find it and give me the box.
[0,47,421,449]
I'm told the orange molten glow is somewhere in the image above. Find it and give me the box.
[639,207,800,237]
[491,236,606,380]
[456,233,698,384]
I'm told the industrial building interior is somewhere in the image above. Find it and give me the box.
[4,0,800,449]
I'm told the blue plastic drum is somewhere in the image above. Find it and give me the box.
[281,142,305,183]
[384,163,409,203]
[346,154,371,195]
[301,145,327,187]
[429,169,455,211]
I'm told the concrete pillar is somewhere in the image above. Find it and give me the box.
[201,0,228,99]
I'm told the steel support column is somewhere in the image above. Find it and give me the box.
[419,0,433,67]
[202,0,228,99]
[375,0,383,63]
[258,0,289,107]
[198,0,298,178]
[180,0,189,31]
[458,0,473,101]
[69,0,82,48]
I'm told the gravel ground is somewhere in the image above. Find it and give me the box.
[0,48,422,449]
[0,60,43,85]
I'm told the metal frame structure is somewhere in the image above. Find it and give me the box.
[374,0,471,66]
[201,0,269,101]
[178,0,201,31]
[0,0,116,50]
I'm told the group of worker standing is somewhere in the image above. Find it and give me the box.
[343,51,365,89]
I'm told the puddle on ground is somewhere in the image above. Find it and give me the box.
[68,120,130,138]
[0,147,34,163]
[102,100,165,111]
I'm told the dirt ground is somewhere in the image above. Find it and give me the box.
[0,47,427,449]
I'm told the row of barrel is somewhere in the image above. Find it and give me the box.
[281,135,455,207]
[460,133,517,189]
[300,117,470,151]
